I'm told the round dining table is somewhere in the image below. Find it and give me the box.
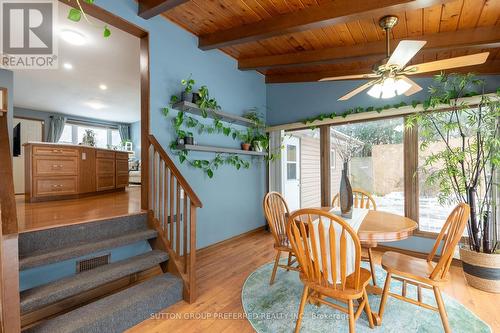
[309,207,418,294]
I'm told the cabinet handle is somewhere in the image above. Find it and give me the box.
[52,164,63,169]
[52,149,63,153]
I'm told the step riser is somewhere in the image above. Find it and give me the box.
[19,213,148,256]
[26,273,183,333]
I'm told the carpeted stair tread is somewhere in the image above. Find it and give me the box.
[21,250,169,314]
[19,213,148,256]
[20,229,158,270]
[26,273,183,333]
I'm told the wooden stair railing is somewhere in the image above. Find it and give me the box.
[147,135,202,303]
[0,88,21,333]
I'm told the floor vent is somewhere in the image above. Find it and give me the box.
[76,254,111,273]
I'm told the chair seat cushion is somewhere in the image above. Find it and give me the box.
[381,251,442,285]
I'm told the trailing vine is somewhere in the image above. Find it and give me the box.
[66,0,111,38]
[301,87,481,129]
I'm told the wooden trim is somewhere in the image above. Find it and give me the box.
[141,36,150,211]
[147,135,202,208]
[60,0,147,38]
[198,0,454,50]
[0,87,7,112]
[404,119,419,223]
[265,61,500,84]
[265,94,490,133]
[138,0,189,19]
[239,27,500,71]
[320,126,331,207]
[0,234,21,333]
[198,226,267,254]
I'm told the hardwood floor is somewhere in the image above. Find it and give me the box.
[16,186,142,233]
[128,229,500,333]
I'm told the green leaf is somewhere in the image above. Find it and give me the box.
[68,8,82,22]
[207,169,214,178]
[223,127,231,136]
[103,26,111,38]
[179,155,186,164]
[84,0,95,3]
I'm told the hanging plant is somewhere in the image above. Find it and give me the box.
[66,0,111,38]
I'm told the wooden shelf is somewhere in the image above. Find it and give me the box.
[176,144,267,156]
[172,101,256,127]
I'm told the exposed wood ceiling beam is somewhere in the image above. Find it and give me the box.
[138,0,189,19]
[239,27,500,71]
[265,60,500,84]
[198,0,454,50]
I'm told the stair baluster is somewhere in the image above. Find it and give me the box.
[147,135,202,303]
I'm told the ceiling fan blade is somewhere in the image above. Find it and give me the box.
[338,81,376,101]
[387,40,427,68]
[319,73,378,82]
[406,52,490,74]
[399,76,422,96]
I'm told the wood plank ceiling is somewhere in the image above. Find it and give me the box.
[155,0,500,83]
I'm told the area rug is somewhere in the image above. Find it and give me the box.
[241,260,491,333]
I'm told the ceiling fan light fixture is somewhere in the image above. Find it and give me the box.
[367,83,383,98]
[395,78,411,95]
[367,77,412,99]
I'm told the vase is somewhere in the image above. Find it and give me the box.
[339,161,353,218]
[459,246,500,293]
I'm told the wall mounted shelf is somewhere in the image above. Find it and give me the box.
[172,101,256,127]
[176,144,266,156]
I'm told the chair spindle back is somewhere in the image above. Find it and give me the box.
[263,192,291,248]
[287,209,362,290]
[332,189,377,210]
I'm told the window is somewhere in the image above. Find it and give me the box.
[111,129,121,147]
[330,118,405,216]
[330,149,336,170]
[58,124,73,143]
[57,123,124,149]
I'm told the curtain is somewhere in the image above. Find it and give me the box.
[118,124,130,142]
[47,116,66,142]
[269,130,284,193]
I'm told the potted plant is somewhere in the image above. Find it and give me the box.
[81,129,96,147]
[181,74,195,102]
[406,73,499,293]
[239,129,253,151]
[252,133,268,152]
[184,132,194,145]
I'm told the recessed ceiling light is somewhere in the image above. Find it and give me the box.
[86,101,106,110]
[63,63,73,70]
[99,84,107,90]
[60,29,87,46]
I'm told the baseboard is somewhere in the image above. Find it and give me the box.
[376,245,462,267]
[198,225,267,254]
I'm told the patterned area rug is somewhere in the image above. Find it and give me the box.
[241,260,491,333]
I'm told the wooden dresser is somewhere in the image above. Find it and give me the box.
[24,142,130,202]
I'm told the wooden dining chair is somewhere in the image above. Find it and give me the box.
[376,203,470,333]
[287,208,374,333]
[263,192,300,285]
[332,189,378,286]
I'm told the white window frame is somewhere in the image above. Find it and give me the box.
[59,122,122,149]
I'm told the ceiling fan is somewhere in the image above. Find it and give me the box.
[319,15,490,101]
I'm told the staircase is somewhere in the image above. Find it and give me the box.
[19,213,183,332]
[0,89,203,333]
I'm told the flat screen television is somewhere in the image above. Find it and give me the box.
[13,123,21,157]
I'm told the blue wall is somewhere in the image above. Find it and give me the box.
[0,69,14,150]
[14,106,131,142]
[266,75,500,125]
[130,121,141,159]
[267,75,500,252]
[96,0,267,248]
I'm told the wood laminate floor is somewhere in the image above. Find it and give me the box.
[16,186,142,233]
[128,229,500,332]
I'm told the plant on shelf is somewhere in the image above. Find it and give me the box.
[195,85,221,117]
[238,128,253,151]
[67,0,111,38]
[406,73,499,293]
[181,74,195,102]
[81,129,96,147]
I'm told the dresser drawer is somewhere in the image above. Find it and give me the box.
[116,174,129,188]
[116,152,129,160]
[33,156,78,176]
[116,159,129,175]
[96,150,115,159]
[34,177,78,197]
[33,146,78,157]
[97,174,115,191]
[96,158,115,175]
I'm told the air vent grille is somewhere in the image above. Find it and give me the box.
[76,254,110,273]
